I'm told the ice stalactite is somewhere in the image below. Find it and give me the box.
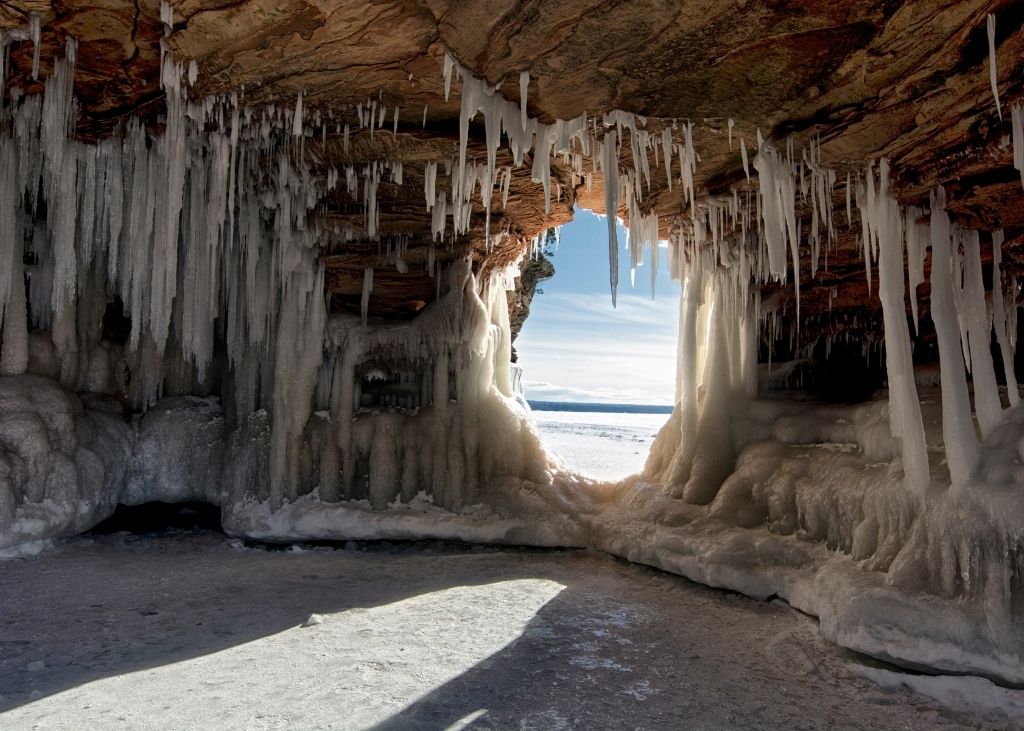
[752,135,800,320]
[861,161,929,495]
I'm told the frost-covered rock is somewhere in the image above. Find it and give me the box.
[0,375,130,549]
[124,396,225,505]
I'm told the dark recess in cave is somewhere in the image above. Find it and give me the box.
[89,501,223,535]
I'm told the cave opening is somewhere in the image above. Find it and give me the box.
[515,209,676,481]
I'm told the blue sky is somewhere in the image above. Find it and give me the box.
[514,209,679,405]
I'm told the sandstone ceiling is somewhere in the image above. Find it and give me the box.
[1,0,1022,334]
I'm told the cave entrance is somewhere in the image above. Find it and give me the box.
[514,209,676,481]
[88,502,223,536]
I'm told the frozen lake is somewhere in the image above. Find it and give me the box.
[531,409,670,481]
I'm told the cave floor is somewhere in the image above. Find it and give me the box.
[0,531,974,730]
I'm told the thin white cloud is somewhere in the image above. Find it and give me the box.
[516,291,678,405]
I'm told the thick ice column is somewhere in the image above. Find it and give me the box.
[489,277,514,397]
[667,257,704,493]
[0,139,27,375]
[433,350,449,408]
[680,282,735,505]
[0,254,27,375]
[334,343,359,499]
[872,161,929,495]
[929,189,979,484]
[269,265,326,508]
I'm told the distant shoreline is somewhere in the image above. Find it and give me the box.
[527,400,674,414]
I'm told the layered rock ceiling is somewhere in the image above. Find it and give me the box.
[2,0,1022,331]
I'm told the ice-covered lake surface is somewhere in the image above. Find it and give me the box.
[530,408,670,481]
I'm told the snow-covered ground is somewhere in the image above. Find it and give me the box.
[531,409,666,481]
[0,531,1001,730]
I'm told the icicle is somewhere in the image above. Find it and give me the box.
[603,130,619,306]
[422,104,428,128]
[29,13,40,80]
[1012,105,1023,191]
[361,266,373,326]
[661,127,673,191]
[519,71,529,132]
[443,53,455,101]
[292,91,304,137]
[987,14,1002,121]
[905,206,926,334]
[739,138,749,182]
[845,172,852,228]
[727,119,734,149]
[160,1,174,28]
[392,107,398,137]
[424,161,437,211]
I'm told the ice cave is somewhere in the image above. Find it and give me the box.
[2,1,1024,727]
